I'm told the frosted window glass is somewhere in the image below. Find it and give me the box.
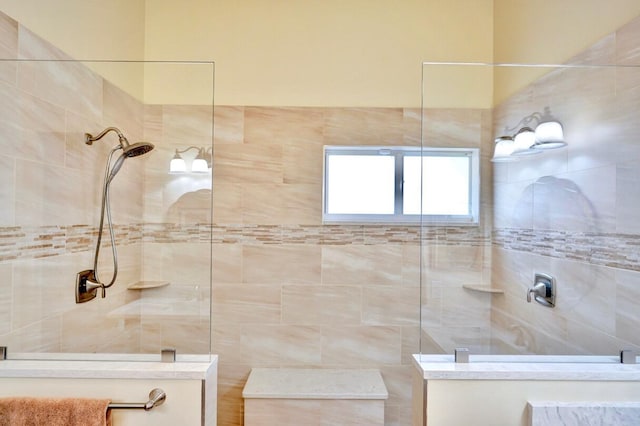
[326,155,395,214]
[404,156,470,215]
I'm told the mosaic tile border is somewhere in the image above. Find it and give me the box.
[493,228,640,272]
[9,224,639,273]
[0,224,491,262]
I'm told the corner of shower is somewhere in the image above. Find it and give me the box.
[419,60,640,360]
[0,57,215,363]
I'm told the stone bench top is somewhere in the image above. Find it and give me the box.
[242,368,388,400]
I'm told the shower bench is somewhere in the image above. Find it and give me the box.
[242,368,388,426]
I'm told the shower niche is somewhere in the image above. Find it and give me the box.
[0,33,214,360]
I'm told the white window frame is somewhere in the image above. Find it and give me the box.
[322,145,480,225]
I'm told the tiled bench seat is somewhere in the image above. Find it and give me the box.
[242,368,388,426]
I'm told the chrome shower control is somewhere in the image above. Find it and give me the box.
[527,273,555,308]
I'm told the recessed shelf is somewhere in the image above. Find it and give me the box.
[127,281,170,290]
[462,285,504,295]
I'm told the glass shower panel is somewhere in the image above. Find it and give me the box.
[0,59,214,361]
[421,61,640,356]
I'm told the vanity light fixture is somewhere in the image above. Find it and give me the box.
[491,107,566,162]
[491,136,517,162]
[169,146,212,173]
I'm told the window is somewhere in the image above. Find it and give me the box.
[323,146,479,224]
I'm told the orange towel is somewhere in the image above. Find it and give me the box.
[0,397,111,426]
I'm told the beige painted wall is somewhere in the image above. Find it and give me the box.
[3,1,640,106]
[0,0,146,99]
[493,0,640,103]
[143,0,494,107]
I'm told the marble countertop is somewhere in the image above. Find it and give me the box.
[243,368,388,399]
[0,353,217,380]
[413,354,640,381]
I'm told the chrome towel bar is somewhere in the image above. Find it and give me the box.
[109,388,166,411]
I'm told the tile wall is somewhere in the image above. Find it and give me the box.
[491,15,640,355]
[0,11,147,353]
[0,10,213,355]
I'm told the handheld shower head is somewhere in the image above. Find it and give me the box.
[76,126,156,304]
[123,141,154,157]
[85,127,155,157]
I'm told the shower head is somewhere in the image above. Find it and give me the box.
[123,141,154,157]
[85,127,155,157]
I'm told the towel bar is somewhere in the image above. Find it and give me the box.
[108,388,166,411]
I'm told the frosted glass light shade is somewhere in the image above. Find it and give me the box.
[512,127,541,156]
[491,136,517,162]
[170,157,186,173]
[534,121,566,149]
[191,158,209,172]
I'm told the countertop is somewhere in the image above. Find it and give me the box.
[0,353,217,380]
[413,354,640,381]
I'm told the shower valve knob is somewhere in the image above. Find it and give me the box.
[526,273,556,308]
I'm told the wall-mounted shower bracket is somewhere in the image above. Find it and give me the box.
[527,273,555,308]
[75,269,102,304]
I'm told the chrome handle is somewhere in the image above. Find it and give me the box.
[527,274,556,308]
[527,282,546,302]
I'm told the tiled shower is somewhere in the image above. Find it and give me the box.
[2,7,640,426]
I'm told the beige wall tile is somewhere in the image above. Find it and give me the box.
[548,257,616,335]
[214,143,283,184]
[532,167,616,232]
[240,183,285,224]
[282,138,324,185]
[616,15,640,65]
[323,107,404,146]
[240,325,322,365]
[6,317,62,353]
[423,108,484,148]
[402,108,421,146]
[15,160,91,226]
[214,105,244,145]
[362,286,420,326]
[18,28,103,122]
[0,154,14,225]
[616,269,640,345]
[242,244,321,284]
[280,183,322,225]
[616,161,640,233]
[282,285,361,325]
[244,106,323,146]
[0,12,17,85]
[212,243,242,284]
[212,285,281,324]
[321,326,402,365]
[212,182,242,224]
[401,325,420,364]
[321,245,403,285]
[103,80,144,140]
[13,90,66,164]
[162,104,213,148]
[0,263,12,335]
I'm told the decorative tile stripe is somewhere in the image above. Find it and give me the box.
[0,223,494,262]
[493,228,640,272]
[0,225,142,263]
